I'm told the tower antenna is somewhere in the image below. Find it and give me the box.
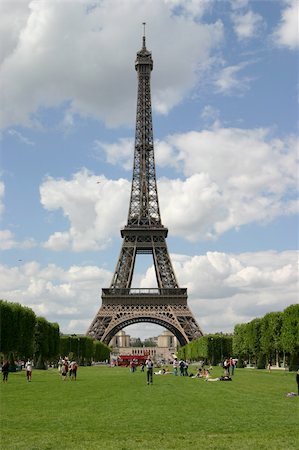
[142,22,146,48]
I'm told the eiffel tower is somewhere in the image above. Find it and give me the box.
[87,28,203,346]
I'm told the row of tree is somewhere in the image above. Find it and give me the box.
[177,334,232,364]
[0,300,110,368]
[233,304,299,370]
[178,303,299,370]
[60,335,110,365]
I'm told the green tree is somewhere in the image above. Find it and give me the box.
[35,317,50,369]
[94,340,111,362]
[233,323,248,359]
[0,300,36,359]
[48,322,60,361]
[260,312,282,366]
[280,304,299,370]
[0,300,17,356]
[18,305,37,358]
[246,318,261,365]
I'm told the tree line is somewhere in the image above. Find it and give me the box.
[177,303,299,370]
[0,300,110,369]
[233,304,299,370]
[177,334,232,364]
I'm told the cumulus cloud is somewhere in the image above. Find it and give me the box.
[38,127,298,246]
[2,250,294,336]
[0,229,36,250]
[156,127,298,240]
[94,138,133,171]
[273,0,299,50]
[40,169,130,251]
[139,250,298,334]
[0,261,112,333]
[0,0,223,129]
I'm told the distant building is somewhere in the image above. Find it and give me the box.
[109,329,178,363]
[109,330,130,348]
[157,330,178,349]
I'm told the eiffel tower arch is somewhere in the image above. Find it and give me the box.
[87,29,203,346]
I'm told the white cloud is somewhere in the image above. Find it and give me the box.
[165,0,213,18]
[273,0,299,50]
[40,169,130,251]
[214,61,255,95]
[156,127,298,240]
[1,250,295,336]
[231,10,265,40]
[0,0,223,129]
[138,249,298,334]
[39,127,298,246]
[229,0,249,11]
[7,128,35,145]
[0,261,112,333]
[0,229,36,250]
[159,174,225,240]
[94,138,133,171]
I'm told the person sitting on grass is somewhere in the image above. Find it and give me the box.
[204,369,211,380]
[191,368,203,379]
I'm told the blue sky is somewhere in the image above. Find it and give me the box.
[1,0,298,340]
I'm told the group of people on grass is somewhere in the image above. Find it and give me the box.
[2,357,299,394]
[145,356,235,384]
[58,357,78,380]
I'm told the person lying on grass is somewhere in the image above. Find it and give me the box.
[206,375,232,382]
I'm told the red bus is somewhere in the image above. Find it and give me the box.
[116,354,149,366]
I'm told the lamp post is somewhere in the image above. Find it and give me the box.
[70,334,77,360]
[210,337,214,366]
[221,338,223,361]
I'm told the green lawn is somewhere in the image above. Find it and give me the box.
[1,365,298,449]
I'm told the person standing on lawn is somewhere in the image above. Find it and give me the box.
[2,360,9,383]
[25,359,32,382]
[145,357,154,385]
[70,361,78,380]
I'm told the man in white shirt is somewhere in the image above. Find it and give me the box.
[145,358,154,385]
[25,359,32,382]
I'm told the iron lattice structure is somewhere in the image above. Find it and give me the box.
[87,33,203,346]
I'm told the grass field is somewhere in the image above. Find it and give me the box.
[0,365,298,450]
